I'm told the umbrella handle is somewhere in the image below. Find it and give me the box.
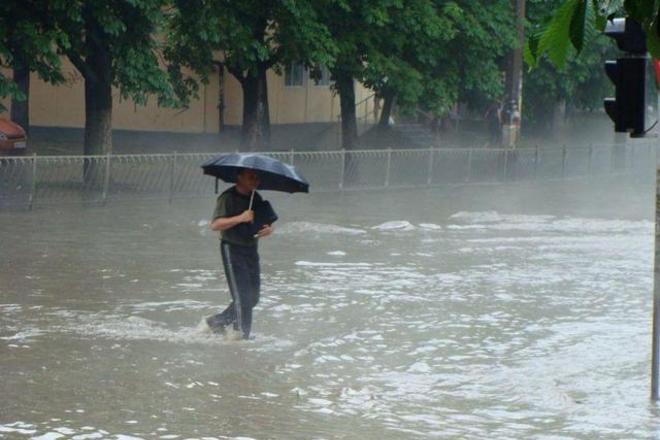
[248,189,255,210]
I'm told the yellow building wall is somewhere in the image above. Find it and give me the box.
[0,59,220,133]
[1,60,377,131]
[222,70,243,126]
[31,63,85,127]
[266,69,374,125]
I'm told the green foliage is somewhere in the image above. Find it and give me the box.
[524,0,616,125]
[523,0,660,67]
[361,0,455,112]
[52,0,184,107]
[0,1,189,112]
[4,0,620,134]
[0,0,66,111]
[438,0,516,113]
[313,0,376,81]
[333,0,515,118]
[167,0,336,87]
[534,0,585,66]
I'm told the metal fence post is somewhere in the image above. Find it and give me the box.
[28,153,37,210]
[465,148,473,182]
[169,151,177,204]
[339,148,346,190]
[427,146,434,185]
[503,148,509,181]
[102,152,111,204]
[290,148,295,166]
[587,144,593,175]
[384,147,392,187]
[561,144,567,177]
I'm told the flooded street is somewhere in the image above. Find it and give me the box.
[1,178,659,439]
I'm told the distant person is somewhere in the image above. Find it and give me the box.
[206,169,274,339]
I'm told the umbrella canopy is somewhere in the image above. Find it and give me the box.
[201,153,309,193]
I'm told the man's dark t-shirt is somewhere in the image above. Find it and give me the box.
[212,186,263,247]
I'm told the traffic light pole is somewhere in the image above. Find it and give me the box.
[653,167,660,401]
[602,16,660,401]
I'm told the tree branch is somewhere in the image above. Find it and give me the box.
[63,50,96,83]
[226,64,246,84]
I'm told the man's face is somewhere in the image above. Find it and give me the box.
[237,169,260,191]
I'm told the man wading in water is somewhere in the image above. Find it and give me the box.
[206,169,274,339]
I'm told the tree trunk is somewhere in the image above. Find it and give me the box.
[378,89,396,129]
[10,59,30,133]
[83,69,112,156]
[81,37,112,186]
[502,0,525,147]
[335,71,357,149]
[77,9,114,159]
[240,64,271,151]
[333,70,358,187]
[83,74,112,186]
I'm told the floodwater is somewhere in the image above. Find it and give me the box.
[1,177,659,439]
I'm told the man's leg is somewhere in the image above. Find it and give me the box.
[221,242,243,333]
[222,242,257,337]
[206,242,241,333]
[240,249,260,338]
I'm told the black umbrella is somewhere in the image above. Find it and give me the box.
[201,153,309,197]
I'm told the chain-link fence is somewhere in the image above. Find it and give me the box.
[0,143,655,209]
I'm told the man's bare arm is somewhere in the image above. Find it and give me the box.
[210,210,254,231]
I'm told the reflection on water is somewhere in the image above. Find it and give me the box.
[1,179,659,439]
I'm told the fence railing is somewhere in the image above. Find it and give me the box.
[0,143,655,209]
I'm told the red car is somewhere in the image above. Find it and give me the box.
[0,118,27,156]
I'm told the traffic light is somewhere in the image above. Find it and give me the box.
[603,18,658,138]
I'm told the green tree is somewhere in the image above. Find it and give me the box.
[168,0,336,150]
[523,0,615,130]
[0,0,66,131]
[50,0,183,157]
[434,0,515,116]
[360,0,458,129]
[319,0,414,148]
[320,0,514,148]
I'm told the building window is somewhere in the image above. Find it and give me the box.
[285,62,304,87]
[311,65,331,86]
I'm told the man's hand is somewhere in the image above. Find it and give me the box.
[239,209,254,224]
[256,224,273,238]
